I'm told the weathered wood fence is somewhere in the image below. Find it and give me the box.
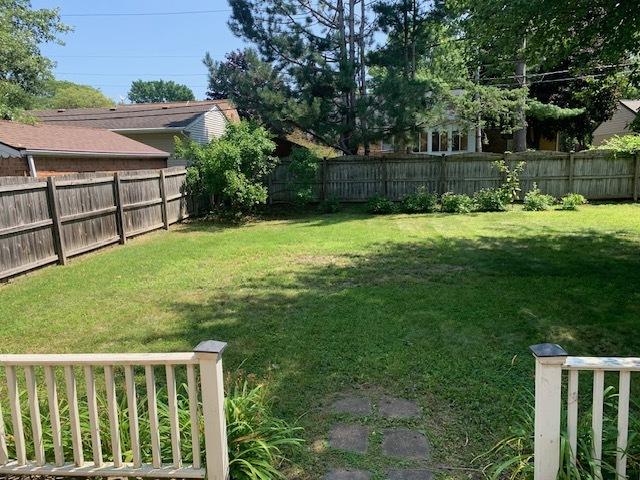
[0,340,228,479]
[269,150,640,203]
[0,168,188,281]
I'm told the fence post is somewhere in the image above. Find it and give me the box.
[46,177,66,265]
[113,172,126,244]
[195,340,229,480]
[568,151,575,193]
[530,343,568,480]
[439,154,447,195]
[633,152,639,202]
[321,157,328,202]
[159,170,169,229]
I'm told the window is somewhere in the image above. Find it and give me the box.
[420,132,428,152]
[381,136,394,152]
[432,131,440,152]
[451,130,469,152]
[439,131,448,151]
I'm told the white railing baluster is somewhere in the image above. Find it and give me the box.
[592,370,605,480]
[24,366,45,466]
[44,366,64,466]
[84,366,103,467]
[187,364,201,470]
[124,365,142,468]
[0,385,9,465]
[166,364,182,468]
[145,365,162,469]
[6,366,26,466]
[616,371,631,479]
[567,369,579,466]
[64,365,84,466]
[104,365,122,467]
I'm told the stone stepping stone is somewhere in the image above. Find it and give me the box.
[382,428,430,459]
[387,469,432,480]
[332,395,372,416]
[329,424,369,453]
[378,396,421,419]
[325,469,372,480]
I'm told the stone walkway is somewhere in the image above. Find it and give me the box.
[324,393,432,480]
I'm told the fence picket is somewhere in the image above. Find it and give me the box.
[124,365,142,468]
[6,366,26,465]
[24,366,45,466]
[166,365,182,468]
[145,365,162,469]
[567,370,579,466]
[64,366,84,466]
[84,366,103,467]
[592,370,605,480]
[187,364,201,469]
[616,371,631,479]
[44,366,64,466]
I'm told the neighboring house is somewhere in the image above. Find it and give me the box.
[371,123,478,155]
[592,99,640,146]
[32,100,240,166]
[0,120,169,177]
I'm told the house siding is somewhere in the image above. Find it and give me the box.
[0,157,29,176]
[592,104,636,146]
[120,131,188,167]
[185,106,228,144]
[32,156,167,177]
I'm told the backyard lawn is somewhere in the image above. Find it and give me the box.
[1,204,640,478]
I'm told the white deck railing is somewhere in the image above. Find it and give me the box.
[0,340,229,480]
[531,343,637,480]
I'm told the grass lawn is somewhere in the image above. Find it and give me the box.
[1,204,640,478]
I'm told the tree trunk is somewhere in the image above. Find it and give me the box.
[359,0,369,155]
[514,39,527,152]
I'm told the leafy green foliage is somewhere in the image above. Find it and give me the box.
[367,195,398,214]
[479,388,640,480]
[526,99,585,121]
[177,121,277,213]
[128,80,195,103]
[33,80,113,109]
[2,378,303,480]
[286,148,320,206]
[0,0,69,118]
[560,193,588,211]
[401,186,438,213]
[473,188,509,212]
[595,134,640,154]
[523,183,555,211]
[494,160,526,202]
[440,192,473,214]
[318,197,341,214]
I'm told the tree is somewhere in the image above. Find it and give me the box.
[226,0,372,154]
[127,80,195,103]
[176,120,278,213]
[33,80,113,109]
[0,0,69,119]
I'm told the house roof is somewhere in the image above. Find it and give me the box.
[620,99,640,114]
[31,99,240,131]
[0,120,170,157]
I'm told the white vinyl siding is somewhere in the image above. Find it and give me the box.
[592,103,637,146]
[185,106,228,144]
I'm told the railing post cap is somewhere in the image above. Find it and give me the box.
[194,340,227,356]
[529,343,568,358]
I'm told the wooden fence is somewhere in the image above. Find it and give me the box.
[0,168,188,281]
[0,340,228,480]
[268,150,640,203]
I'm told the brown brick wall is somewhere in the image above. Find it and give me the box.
[33,156,167,177]
[0,157,29,176]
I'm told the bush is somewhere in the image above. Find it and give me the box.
[401,186,438,213]
[440,192,473,213]
[318,196,341,214]
[177,120,278,214]
[287,147,320,206]
[523,183,555,211]
[493,159,526,203]
[2,377,303,480]
[473,188,509,212]
[367,195,398,214]
[593,134,640,153]
[560,193,587,210]
[479,388,640,480]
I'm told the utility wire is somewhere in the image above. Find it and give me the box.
[60,9,232,17]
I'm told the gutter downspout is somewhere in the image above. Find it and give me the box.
[26,154,37,177]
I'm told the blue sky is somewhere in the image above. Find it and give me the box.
[31,0,247,102]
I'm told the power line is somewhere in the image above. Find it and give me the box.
[60,9,232,17]
[56,72,209,77]
[53,55,223,59]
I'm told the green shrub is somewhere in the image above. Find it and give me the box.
[287,147,320,206]
[478,388,640,480]
[473,188,509,212]
[560,193,587,210]
[493,159,526,202]
[2,377,303,480]
[318,196,341,214]
[440,192,473,214]
[593,134,640,154]
[177,120,278,214]
[401,186,438,213]
[367,195,398,214]
[523,183,555,211]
